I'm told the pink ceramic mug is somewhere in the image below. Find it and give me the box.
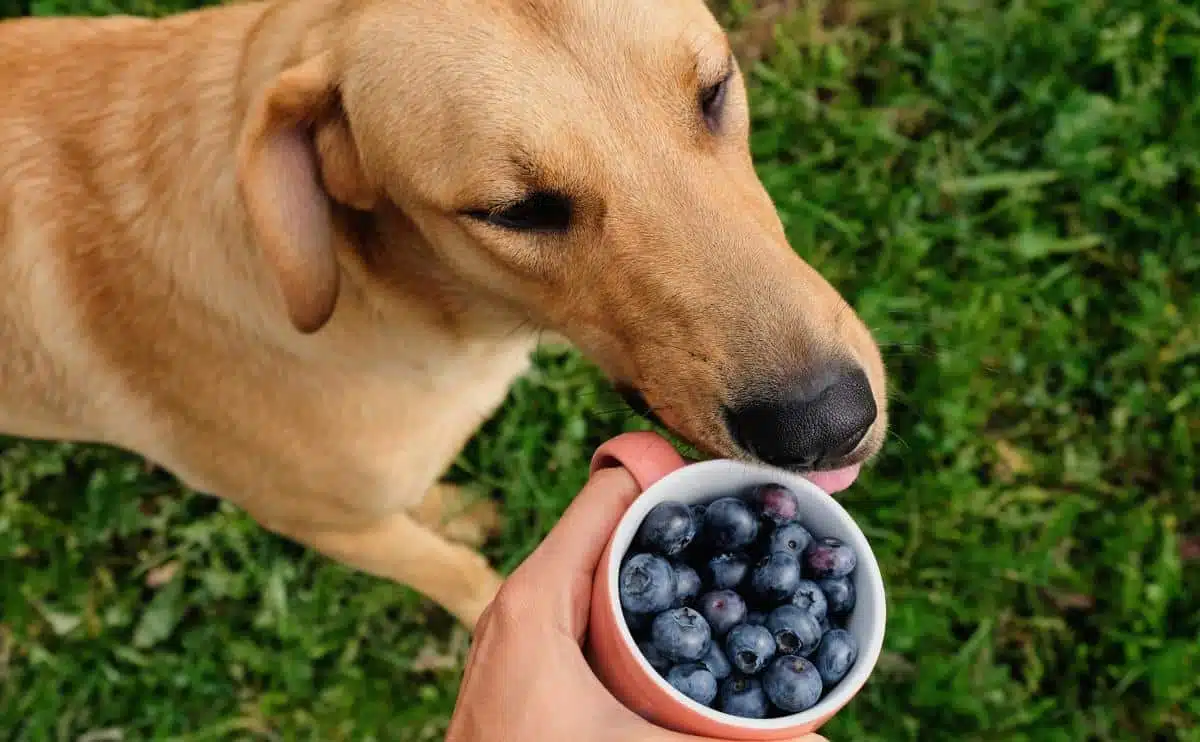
[586,432,887,740]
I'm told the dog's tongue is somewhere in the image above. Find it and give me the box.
[802,463,862,494]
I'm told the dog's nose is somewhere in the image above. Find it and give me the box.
[724,364,876,469]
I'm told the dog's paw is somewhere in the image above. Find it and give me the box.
[415,483,503,547]
[443,496,503,548]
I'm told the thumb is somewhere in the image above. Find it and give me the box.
[504,432,686,638]
[518,429,686,592]
[512,464,642,597]
[501,465,640,639]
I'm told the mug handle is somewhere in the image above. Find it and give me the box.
[590,431,689,492]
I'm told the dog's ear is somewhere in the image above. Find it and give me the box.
[237,52,376,334]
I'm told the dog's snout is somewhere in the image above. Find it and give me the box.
[724,364,877,469]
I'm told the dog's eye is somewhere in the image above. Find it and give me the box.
[699,72,731,131]
[466,191,573,233]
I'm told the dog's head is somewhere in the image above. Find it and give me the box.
[238,0,887,491]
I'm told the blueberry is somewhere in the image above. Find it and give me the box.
[768,522,814,559]
[673,562,702,607]
[635,501,697,557]
[813,629,858,687]
[690,503,708,523]
[765,604,823,657]
[717,674,770,718]
[702,497,760,551]
[724,623,775,675]
[817,576,856,616]
[697,589,748,636]
[637,639,672,675]
[666,663,719,706]
[704,552,750,590]
[699,642,733,680]
[651,607,712,663]
[619,553,677,615]
[803,537,857,580]
[762,655,823,713]
[744,611,768,627]
[752,484,800,525]
[749,552,802,604]
[789,580,830,624]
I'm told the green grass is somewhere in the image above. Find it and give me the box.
[2,0,1199,740]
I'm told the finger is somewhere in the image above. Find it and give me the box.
[515,464,640,585]
[530,431,685,588]
[505,465,642,636]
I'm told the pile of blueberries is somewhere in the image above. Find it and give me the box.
[618,483,860,718]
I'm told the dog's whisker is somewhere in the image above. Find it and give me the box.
[884,428,912,452]
[877,344,942,360]
[834,297,856,334]
[645,336,716,368]
[509,320,534,340]
[591,406,640,419]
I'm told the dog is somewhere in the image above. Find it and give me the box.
[0,0,887,630]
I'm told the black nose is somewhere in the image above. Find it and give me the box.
[724,365,876,469]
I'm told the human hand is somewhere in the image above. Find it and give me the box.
[444,461,828,742]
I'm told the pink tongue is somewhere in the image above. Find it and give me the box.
[802,463,862,494]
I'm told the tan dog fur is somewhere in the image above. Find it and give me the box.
[0,0,886,630]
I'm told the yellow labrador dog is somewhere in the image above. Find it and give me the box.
[0,0,887,629]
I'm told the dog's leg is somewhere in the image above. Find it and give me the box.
[410,482,502,548]
[270,511,503,629]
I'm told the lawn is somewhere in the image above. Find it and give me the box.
[2,0,1198,740]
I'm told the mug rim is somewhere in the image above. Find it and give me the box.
[602,458,888,731]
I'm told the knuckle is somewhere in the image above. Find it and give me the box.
[484,578,534,628]
[473,600,497,632]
